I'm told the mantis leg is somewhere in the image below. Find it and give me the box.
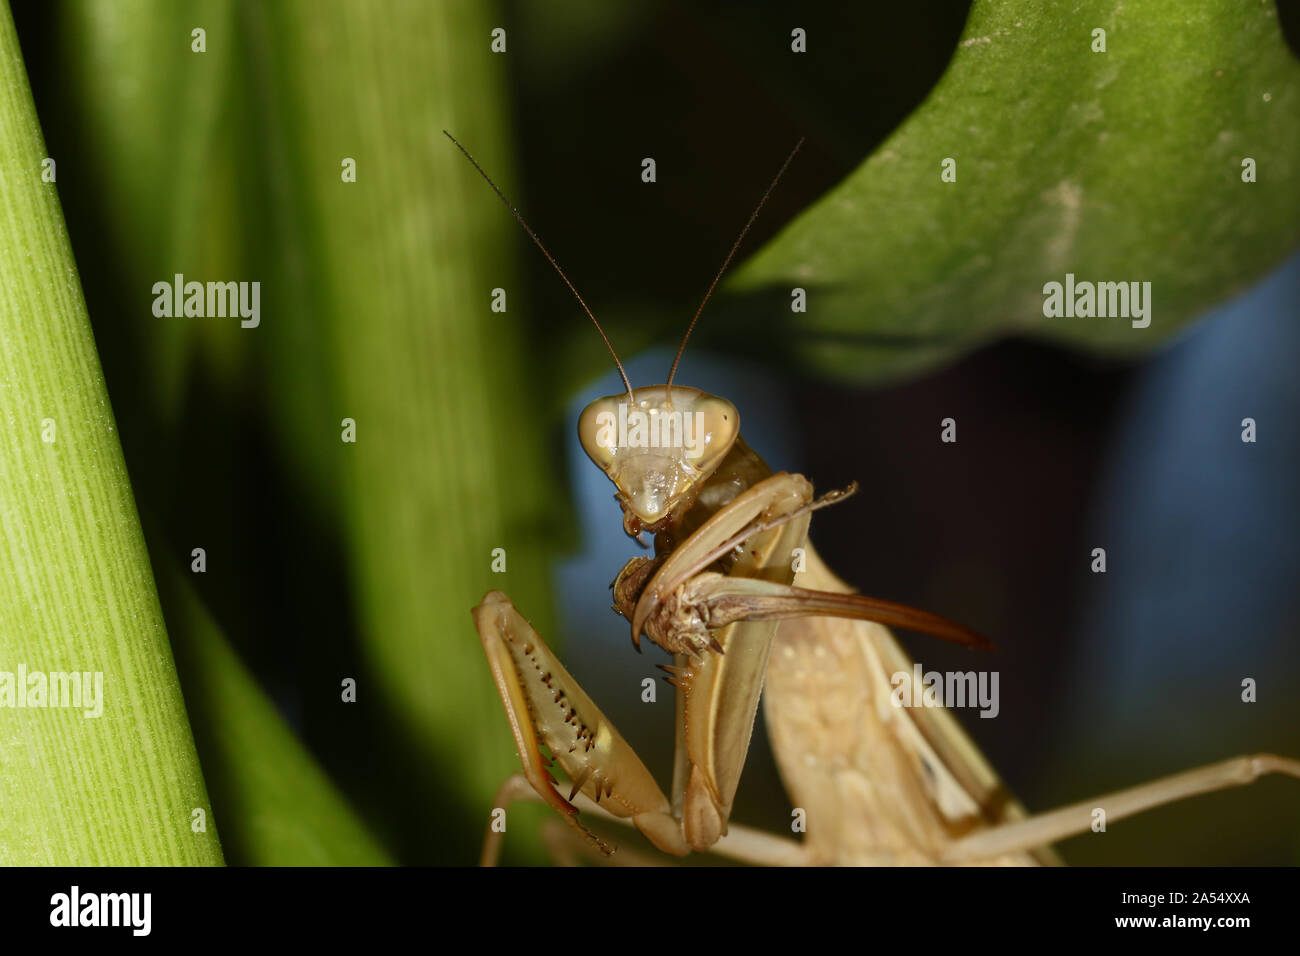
[632,471,993,854]
[938,754,1300,862]
[634,473,819,852]
[539,819,673,866]
[480,774,674,866]
[472,592,689,861]
[490,771,811,866]
[569,789,810,865]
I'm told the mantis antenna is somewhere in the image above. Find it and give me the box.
[665,136,805,401]
[443,130,636,406]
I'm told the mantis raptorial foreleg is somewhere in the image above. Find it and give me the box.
[486,771,811,866]
[475,471,999,863]
[473,593,689,858]
[539,820,671,866]
[473,472,817,860]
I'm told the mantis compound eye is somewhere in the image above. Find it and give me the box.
[578,386,739,527]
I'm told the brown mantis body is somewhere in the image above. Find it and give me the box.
[449,132,1300,865]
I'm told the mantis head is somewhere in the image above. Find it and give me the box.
[579,386,739,535]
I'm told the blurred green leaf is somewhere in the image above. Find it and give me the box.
[730,0,1300,382]
[58,0,240,411]
[157,561,391,866]
[45,0,562,864]
[0,0,221,865]
[249,0,564,863]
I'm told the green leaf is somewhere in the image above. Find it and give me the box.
[729,0,1300,382]
[46,0,561,864]
[156,562,391,866]
[56,0,240,412]
[0,1,222,865]
[249,0,565,863]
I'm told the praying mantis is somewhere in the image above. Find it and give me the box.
[448,131,1300,866]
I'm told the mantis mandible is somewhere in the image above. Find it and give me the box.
[446,131,1300,865]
